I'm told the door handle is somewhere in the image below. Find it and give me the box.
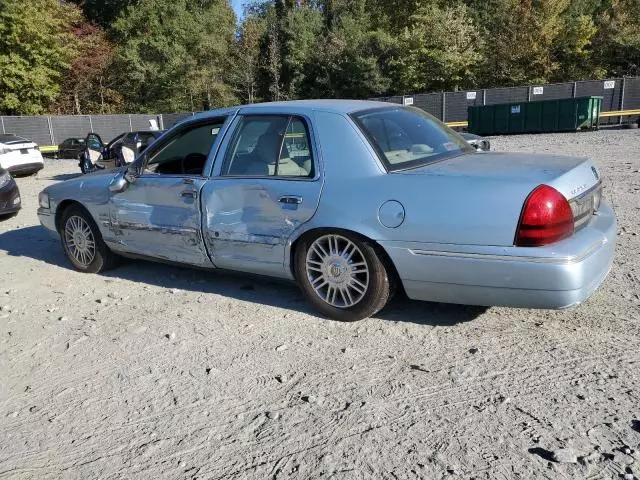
[181,190,197,199]
[278,195,303,205]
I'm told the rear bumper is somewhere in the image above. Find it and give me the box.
[381,203,616,309]
[7,162,44,175]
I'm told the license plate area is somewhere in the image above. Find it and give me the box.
[20,148,29,154]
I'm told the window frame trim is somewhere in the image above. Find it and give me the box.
[136,117,229,179]
[349,106,473,173]
[218,113,319,182]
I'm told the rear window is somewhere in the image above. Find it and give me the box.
[352,107,472,171]
[0,134,29,144]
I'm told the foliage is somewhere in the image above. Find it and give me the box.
[233,16,267,103]
[69,0,135,29]
[52,21,119,114]
[396,3,483,92]
[109,0,237,113]
[0,0,79,114]
[1,0,640,114]
[592,0,640,76]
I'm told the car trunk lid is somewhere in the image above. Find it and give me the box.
[396,151,603,234]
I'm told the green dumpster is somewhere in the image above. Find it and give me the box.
[468,96,602,135]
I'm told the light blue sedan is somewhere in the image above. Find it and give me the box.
[37,101,615,321]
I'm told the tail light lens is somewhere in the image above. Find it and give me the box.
[515,185,574,247]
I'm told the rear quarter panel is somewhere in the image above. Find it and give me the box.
[291,111,531,248]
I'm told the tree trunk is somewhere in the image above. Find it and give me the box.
[99,77,105,113]
[74,92,82,115]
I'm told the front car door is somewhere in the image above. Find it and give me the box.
[85,133,104,166]
[108,116,231,267]
[202,112,323,277]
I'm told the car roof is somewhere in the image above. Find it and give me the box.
[130,130,163,136]
[186,100,396,123]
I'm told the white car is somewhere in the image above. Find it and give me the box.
[0,134,44,175]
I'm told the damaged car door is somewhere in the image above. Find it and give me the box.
[108,117,229,266]
[202,113,323,277]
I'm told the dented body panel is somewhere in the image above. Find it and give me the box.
[108,175,210,266]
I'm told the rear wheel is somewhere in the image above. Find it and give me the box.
[295,231,392,321]
[60,205,117,273]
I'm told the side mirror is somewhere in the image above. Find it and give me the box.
[124,164,139,184]
[108,172,129,193]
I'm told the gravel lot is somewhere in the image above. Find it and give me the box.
[1,129,639,479]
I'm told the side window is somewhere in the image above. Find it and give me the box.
[223,115,314,178]
[144,121,224,176]
[86,134,102,151]
[138,133,156,148]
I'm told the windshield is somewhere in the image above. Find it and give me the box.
[352,107,473,171]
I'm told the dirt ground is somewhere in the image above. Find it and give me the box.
[0,129,639,480]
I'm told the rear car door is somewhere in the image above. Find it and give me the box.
[108,117,230,267]
[202,113,323,277]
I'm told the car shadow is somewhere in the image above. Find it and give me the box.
[0,225,487,326]
[45,173,82,181]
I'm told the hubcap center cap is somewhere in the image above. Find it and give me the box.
[74,232,86,248]
[330,263,344,277]
[325,258,350,284]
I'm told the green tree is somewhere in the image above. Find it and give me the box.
[0,0,78,114]
[69,0,135,30]
[233,16,267,103]
[280,5,325,98]
[396,2,483,92]
[552,9,601,81]
[593,0,640,76]
[52,22,119,114]
[110,0,237,112]
[478,0,570,86]
[302,12,397,98]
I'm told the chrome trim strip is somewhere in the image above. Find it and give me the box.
[410,239,605,265]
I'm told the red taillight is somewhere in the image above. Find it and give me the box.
[515,185,574,247]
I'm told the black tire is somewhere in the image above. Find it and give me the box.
[294,230,392,321]
[60,204,118,273]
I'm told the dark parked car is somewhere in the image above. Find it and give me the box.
[80,131,162,173]
[58,137,87,159]
[0,167,21,218]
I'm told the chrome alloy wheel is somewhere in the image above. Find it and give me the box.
[305,234,370,308]
[64,215,96,267]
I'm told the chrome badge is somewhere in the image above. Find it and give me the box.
[591,166,600,181]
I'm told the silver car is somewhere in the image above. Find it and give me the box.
[37,101,615,321]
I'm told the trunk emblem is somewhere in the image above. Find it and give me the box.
[570,184,588,196]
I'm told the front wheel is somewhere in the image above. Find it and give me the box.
[60,205,117,273]
[295,231,392,321]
